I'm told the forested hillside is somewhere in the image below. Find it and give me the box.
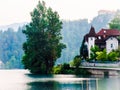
[0,27,26,68]
[0,11,115,68]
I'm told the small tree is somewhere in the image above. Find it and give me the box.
[96,49,108,61]
[73,55,81,68]
[107,51,118,61]
[90,45,100,60]
[115,46,120,60]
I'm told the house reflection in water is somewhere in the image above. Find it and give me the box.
[82,80,98,90]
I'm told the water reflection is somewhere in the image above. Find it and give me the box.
[26,74,120,90]
[27,80,96,90]
[26,74,98,90]
[0,70,119,90]
[28,81,55,90]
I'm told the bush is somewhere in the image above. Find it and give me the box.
[53,63,72,74]
[53,63,91,75]
[107,51,118,61]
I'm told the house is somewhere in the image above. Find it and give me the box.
[84,26,120,58]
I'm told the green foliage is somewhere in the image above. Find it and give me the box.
[73,55,81,68]
[60,63,72,74]
[53,65,62,74]
[96,49,118,61]
[96,51,103,60]
[22,1,65,74]
[0,27,26,69]
[107,51,118,61]
[53,63,73,74]
[80,38,88,59]
[115,46,120,59]
[109,11,120,30]
[96,49,107,61]
[90,45,100,60]
[53,63,90,75]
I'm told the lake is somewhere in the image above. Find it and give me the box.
[0,70,120,90]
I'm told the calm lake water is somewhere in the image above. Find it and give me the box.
[0,70,120,90]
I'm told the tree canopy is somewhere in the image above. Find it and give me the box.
[22,1,66,74]
[109,10,120,30]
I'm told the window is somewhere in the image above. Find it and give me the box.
[111,44,113,48]
[104,30,106,33]
[98,36,101,39]
[91,45,93,48]
[91,37,93,40]
[111,37,113,40]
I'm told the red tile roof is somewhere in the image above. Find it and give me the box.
[97,29,120,36]
[84,27,120,45]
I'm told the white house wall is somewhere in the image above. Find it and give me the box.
[88,37,95,58]
[106,37,118,54]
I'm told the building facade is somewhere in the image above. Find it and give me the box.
[84,26,120,58]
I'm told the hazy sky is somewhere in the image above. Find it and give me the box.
[0,0,120,25]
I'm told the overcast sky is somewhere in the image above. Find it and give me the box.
[0,0,120,26]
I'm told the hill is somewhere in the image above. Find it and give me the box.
[0,22,27,31]
[0,10,115,68]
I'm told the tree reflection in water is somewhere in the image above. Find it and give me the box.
[0,70,119,90]
[26,74,120,90]
[27,79,97,90]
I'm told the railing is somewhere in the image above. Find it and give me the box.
[81,61,120,67]
[80,66,120,76]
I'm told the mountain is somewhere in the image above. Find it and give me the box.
[0,22,28,31]
[91,11,114,32]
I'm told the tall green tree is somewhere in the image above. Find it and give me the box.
[80,37,88,59]
[22,1,65,74]
[109,11,120,30]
